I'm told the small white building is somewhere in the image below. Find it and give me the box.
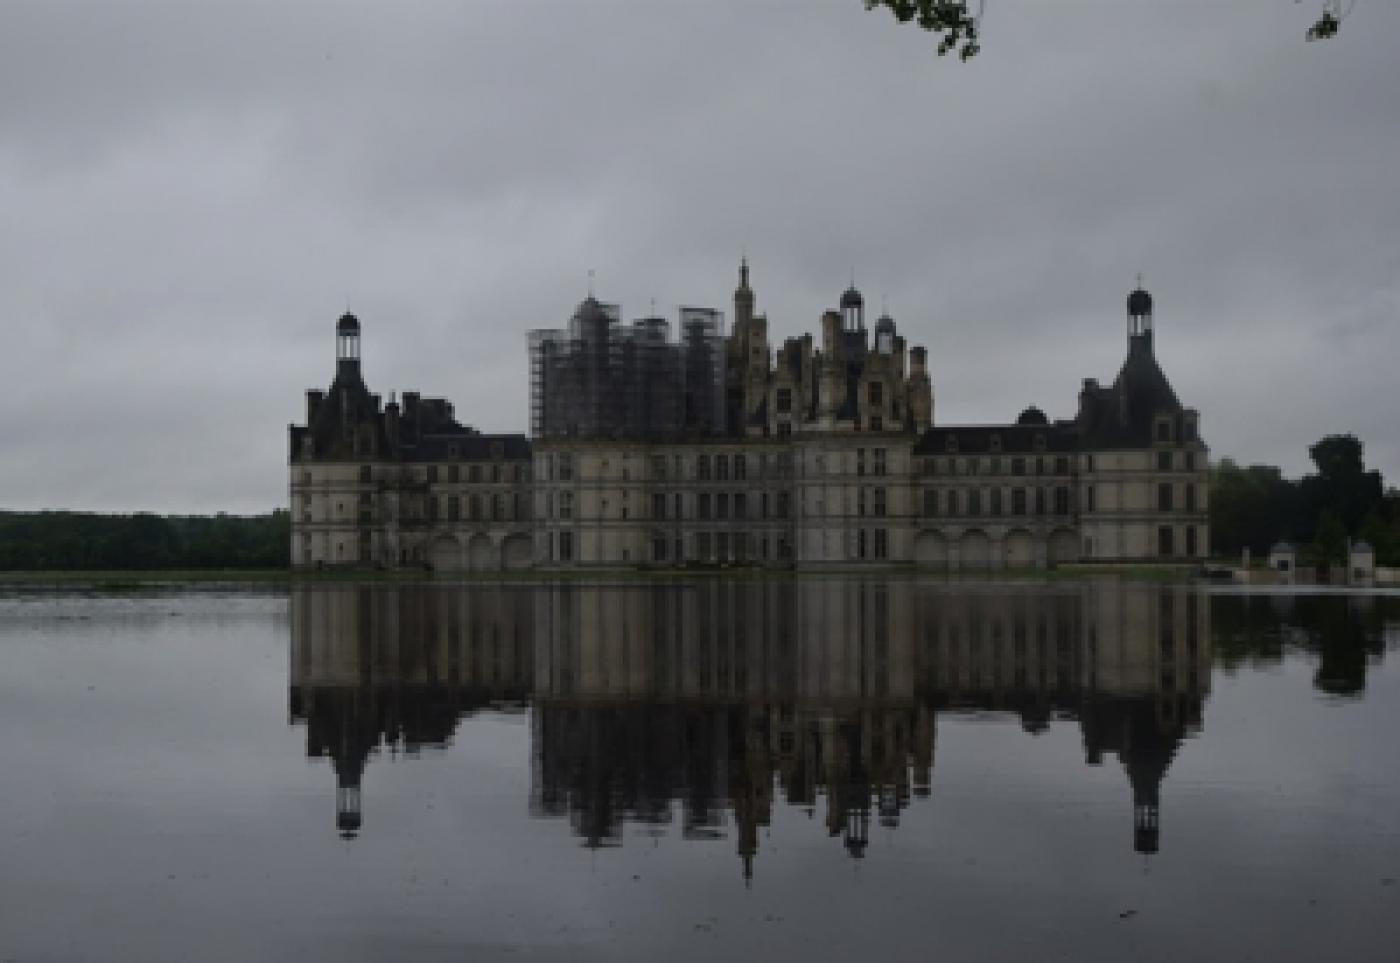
[1269,541,1297,579]
[1349,540,1376,585]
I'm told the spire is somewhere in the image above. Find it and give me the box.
[739,255,750,290]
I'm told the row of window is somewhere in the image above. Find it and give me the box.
[548,490,793,522]
[544,451,797,483]
[921,455,1071,478]
[923,487,1072,518]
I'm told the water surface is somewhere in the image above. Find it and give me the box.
[1,580,1397,961]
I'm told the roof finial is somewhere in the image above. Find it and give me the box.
[881,293,889,316]
[1136,271,1144,289]
[587,269,595,298]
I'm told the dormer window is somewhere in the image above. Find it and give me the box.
[1034,433,1046,452]
[1155,418,1172,443]
[945,436,958,454]
[990,434,1002,453]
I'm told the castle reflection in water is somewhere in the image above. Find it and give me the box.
[289,580,1209,874]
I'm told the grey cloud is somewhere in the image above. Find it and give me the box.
[1,0,1397,512]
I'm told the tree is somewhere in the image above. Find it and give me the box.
[1296,433,1384,539]
[1313,509,1347,566]
[862,1,1354,57]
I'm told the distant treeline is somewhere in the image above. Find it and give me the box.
[1210,434,1399,566]
[0,510,289,571]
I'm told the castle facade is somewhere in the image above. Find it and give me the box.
[288,263,1208,570]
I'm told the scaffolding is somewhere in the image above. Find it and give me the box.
[528,299,728,441]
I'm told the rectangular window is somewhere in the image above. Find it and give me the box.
[1186,526,1198,557]
[717,492,729,520]
[967,489,981,516]
[653,536,667,562]
[857,448,867,477]
[776,493,790,519]
[1035,488,1046,515]
[873,448,887,476]
[1157,420,1171,442]
[651,455,666,480]
[1086,485,1096,512]
[874,528,888,560]
[717,455,729,481]
[698,493,711,520]
[1054,487,1069,515]
[697,455,711,481]
[559,491,573,520]
[776,388,793,414]
[874,488,887,517]
[1158,526,1174,557]
[447,496,460,521]
[734,455,747,481]
[717,531,729,561]
[923,489,938,516]
[653,492,666,520]
[1012,488,1026,515]
[1157,450,1172,471]
[1158,483,1174,512]
[858,529,868,560]
[760,492,769,519]
[559,531,573,562]
[868,382,883,406]
[990,489,1003,516]
[1054,457,1069,475]
[469,464,481,483]
[734,492,747,520]
[1012,458,1025,476]
[697,531,712,561]
[427,465,439,484]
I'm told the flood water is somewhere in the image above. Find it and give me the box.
[1,579,1398,962]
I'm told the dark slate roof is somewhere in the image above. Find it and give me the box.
[1079,337,1183,448]
[296,367,387,460]
[914,422,1079,456]
[410,432,531,461]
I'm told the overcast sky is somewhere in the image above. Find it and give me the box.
[2,0,1396,514]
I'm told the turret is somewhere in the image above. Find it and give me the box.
[908,346,932,431]
[336,312,362,381]
[1127,278,1153,354]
